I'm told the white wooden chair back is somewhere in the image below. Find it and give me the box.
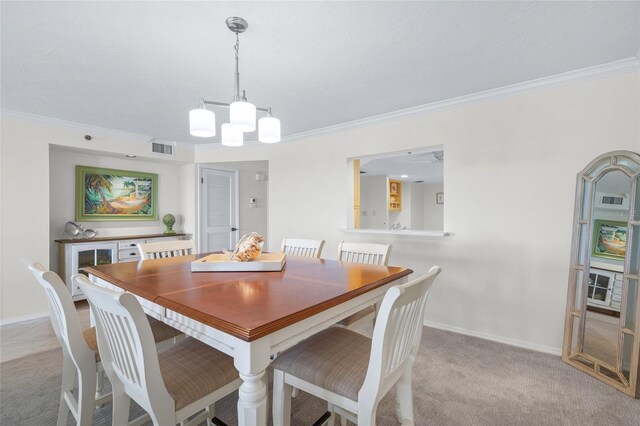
[360,266,441,403]
[73,274,173,415]
[27,263,94,367]
[280,238,325,258]
[137,239,196,259]
[337,241,391,265]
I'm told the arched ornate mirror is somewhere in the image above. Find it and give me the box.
[563,150,640,397]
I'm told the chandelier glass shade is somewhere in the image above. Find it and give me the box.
[221,123,243,147]
[258,116,281,143]
[189,108,216,137]
[230,101,256,132]
[189,17,281,145]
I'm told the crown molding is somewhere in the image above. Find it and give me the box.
[0,109,194,147]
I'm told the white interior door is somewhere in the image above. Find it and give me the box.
[200,168,239,252]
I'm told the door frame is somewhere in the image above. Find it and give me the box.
[197,166,240,253]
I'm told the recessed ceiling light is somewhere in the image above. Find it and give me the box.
[401,174,408,178]
[125,154,137,158]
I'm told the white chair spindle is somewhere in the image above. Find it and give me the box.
[280,238,325,259]
[137,240,196,260]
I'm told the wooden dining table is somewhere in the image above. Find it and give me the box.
[84,254,412,425]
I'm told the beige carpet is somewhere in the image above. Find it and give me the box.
[1,327,639,425]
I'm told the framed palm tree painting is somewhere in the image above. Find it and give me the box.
[76,166,158,221]
[592,219,627,260]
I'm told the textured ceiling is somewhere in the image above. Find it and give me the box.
[1,1,639,145]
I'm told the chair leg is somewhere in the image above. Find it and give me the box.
[206,403,216,426]
[272,369,292,426]
[57,353,74,426]
[357,398,377,426]
[77,367,97,426]
[326,403,336,426]
[357,408,376,426]
[395,361,415,425]
[110,380,131,426]
[147,396,175,426]
[95,369,109,408]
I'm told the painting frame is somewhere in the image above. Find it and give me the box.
[75,166,158,221]
[591,219,627,261]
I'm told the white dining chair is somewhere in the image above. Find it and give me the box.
[74,274,242,426]
[137,239,196,259]
[336,242,392,328]
[337,241,391,266]
[273,266,441,426]
[27,263,183,426]
[281,238,325,258]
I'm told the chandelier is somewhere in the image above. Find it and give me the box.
[189,17,281,146]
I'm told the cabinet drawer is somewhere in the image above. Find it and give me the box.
[118,249,141,261]
[118,240,145,250]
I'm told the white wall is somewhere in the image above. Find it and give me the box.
[194,71,640,354]
[0,115,193,323]
[199,161,269,250]
[423,183,444,230]
[48,146,188,272]
[360,175,388,229]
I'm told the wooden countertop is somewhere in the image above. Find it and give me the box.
[85,255,413,341]
[55,233,186,244]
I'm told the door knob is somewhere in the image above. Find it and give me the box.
[231,227,238,231]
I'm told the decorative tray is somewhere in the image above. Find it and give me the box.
[191,252,286,272]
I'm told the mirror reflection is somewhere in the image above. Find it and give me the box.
[583,170,630,368]
[355,150,444,231]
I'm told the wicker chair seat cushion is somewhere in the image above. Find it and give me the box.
[272,327,371,400]
[158,338,238,410]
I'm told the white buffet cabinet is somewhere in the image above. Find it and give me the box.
[56,233,187,300]
[587,262,624,313]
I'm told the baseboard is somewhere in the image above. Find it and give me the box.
[424,320,562,356]
[0,311,49,327]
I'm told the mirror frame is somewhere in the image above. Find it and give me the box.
[563,150,640,398]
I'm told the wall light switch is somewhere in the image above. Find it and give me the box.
[249,197,257,208]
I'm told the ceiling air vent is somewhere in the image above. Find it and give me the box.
[150,139,174,156]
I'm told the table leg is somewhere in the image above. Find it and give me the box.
[237,370,268,425]
[235,340,270,426]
